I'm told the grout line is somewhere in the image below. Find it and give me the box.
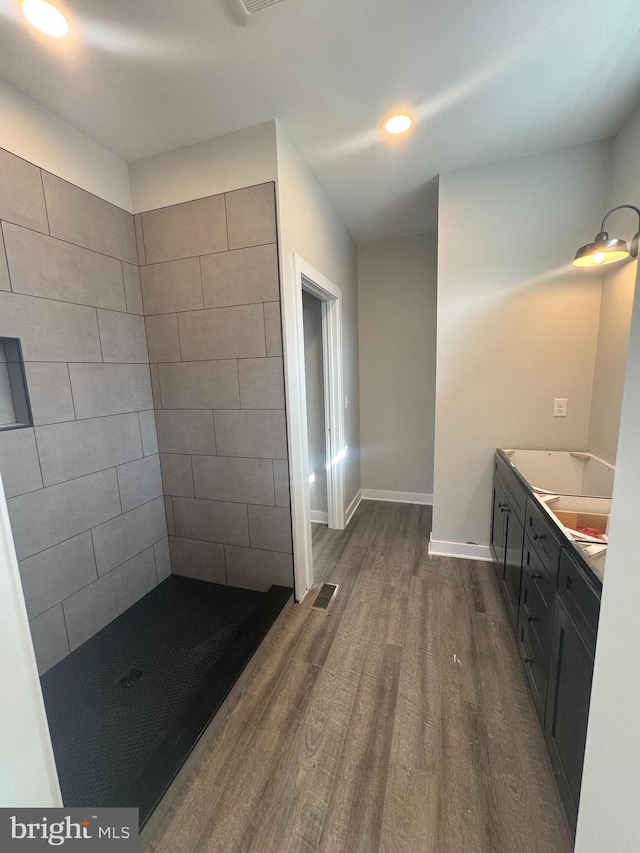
[38,170,52,236]
[59,601,72,651]
[89,528,99,581]
[198,255,205,309]
[0,222,14,293]
[222,193,230,251]
[95,308,104,362]
[30,426,47,493]
[66,363,78,420]
[120,260,129,312]
[175,313,183,362]
[261,302,268,357]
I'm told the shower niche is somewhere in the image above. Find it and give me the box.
[0,338,32,431]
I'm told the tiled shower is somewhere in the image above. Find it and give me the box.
[0,144,294,821]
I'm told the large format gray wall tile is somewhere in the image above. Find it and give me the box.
[7,468,121,560]
[123,263,143,314]
[97,310,148,363]
[273,460,290,507]
[91,496,166,576]
[248,504,293,553]
[0,291,102,362]
[263,302,283,357]
[140,258,203,315]
[169,536,226,583]
[69,363,153,418]
[63,547,157,651]
[0,226,10,291]
[155,409,216,455]
[238,357,284,409]
[158,360,239,409]
[140,195,227,263]
[193,455,275,505]
[224,545,293,592]
[178,304,266,360]
[36,413,143,485]
[172,496,249,546]
[139,410,159,456]
[225,184,276,250]
[0,148,48,234]
[41,171,137,264]
[116,454,163,512]
[24,363,75,425]
[160,453,194,497]
[29,605,69,675]
[0,428,43,498]
[201,244,279,308]
[145,314,181,363]
[214,410,288,459]
[19,532,97,620]
[3,223,126,310]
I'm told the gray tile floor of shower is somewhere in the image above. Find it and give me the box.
[39,575,292,828]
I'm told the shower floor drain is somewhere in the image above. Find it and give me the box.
[312,583,339,610]
[118,668,144,688]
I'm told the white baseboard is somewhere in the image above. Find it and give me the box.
[310,510,328,524]
[361,489,433,506]
[345,490,362,525]
[428,538,494,562]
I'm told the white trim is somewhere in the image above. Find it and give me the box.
[282,253,346,601]
[345,489,362,525]
[311,510,329,524]
[428,537,494,562]
[361,489,433,505]
[0,473,62,806]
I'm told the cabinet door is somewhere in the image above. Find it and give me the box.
[490,477,507,576]
[502,511,524,630]
[544,597,595,831]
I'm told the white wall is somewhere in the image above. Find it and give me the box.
[0,474,61,807]
[576,103,640,853]
[433,140,610,550]
[0,78,131,211]
[587,106,640,464]
[302,291,327,515]
[587,260,636,463]
[275,122,360,506]
[128,120,277,213]
[358,233,437,498]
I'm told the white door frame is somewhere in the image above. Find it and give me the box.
[282,253,345,601]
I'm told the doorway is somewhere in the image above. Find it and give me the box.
[281,254,346,601]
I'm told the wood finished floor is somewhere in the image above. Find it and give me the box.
[147,501,573,853]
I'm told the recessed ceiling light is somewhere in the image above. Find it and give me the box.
[383,113,413,135]
[21,0,69,38]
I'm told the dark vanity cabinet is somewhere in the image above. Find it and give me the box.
[544,550,600,831]
[491,450,601,831]
[490,455,526,630]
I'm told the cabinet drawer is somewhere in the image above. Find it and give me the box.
[525,499,562,583]
[520,567,553,659]
[558,550,600,654]
[522,537,555,613]
[495,454,527,524]
[519,616,550,725]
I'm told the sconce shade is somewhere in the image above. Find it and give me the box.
[573,205,640,268]
[573,233,630,267]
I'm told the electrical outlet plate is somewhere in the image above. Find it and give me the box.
[554,398,568,417]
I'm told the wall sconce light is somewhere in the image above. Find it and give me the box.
[573,204,640,267]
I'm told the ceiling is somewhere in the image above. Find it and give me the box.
[1,0,640,241]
